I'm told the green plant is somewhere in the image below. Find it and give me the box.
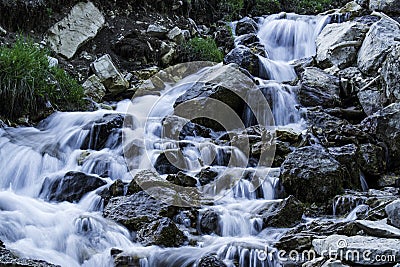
[180,37,224,62]
[220,0,244,21]
[0,37,84,119]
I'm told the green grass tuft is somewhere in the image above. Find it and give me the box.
[180,37,224,62]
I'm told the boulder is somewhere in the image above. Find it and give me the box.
[198,255,227,267]
[280,146,345,203]
[361,103,400,169]
[356,219,400,238]
[137,217,186,247]
[82,74,106,102]
[300,67,341,108]
[357,88,385,116]
[386,200,400,229]
[166,172,197,187]
[382,44,400,103]
[316,21,369,69]
[154,152,182,175]
[196,167,219,186]
[40,171,106,203]
[46,2,105,59]
[359,143,386,177]
[90,54,129,94]
[200,210,220,235]
[357,19,400,75]
[167,26,184,43]
[369,0,400,14]
[235,17,258,36]
[223,46,261,78]
[146,24,168,38]
[161,115,212,139]
[103,191,177,231]
[313,235,400,265]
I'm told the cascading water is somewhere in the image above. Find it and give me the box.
[0,11,345,267]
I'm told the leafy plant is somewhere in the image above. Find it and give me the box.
[180,37,224,62]
[0,37,84,119]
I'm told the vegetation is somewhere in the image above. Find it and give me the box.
[0,37,84,119]
[180,37,224,62]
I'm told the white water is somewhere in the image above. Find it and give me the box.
[0,12,338,267]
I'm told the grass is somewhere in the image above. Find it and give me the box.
[0,37,84,119]
[180,37,224,62]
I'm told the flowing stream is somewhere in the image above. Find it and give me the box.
[0,13,338,267]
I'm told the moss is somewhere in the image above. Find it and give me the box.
[0,37,84,119]
[180,37,224,62]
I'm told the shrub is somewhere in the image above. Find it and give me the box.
[0,37,84,119]
[180,37,224,62]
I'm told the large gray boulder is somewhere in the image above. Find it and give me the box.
[386,200,400,229]
[382,44,400,103]
[46,2,105,59]
[357,88,385,116]
[235,17,258,35]
[300,67,341,108]
[316,22,369,69]
[223,46,261,78]
[280,146,345,204]
[369,0,400,14]
[362,103,400,169]
[137,217,186,247]
[357,18,400,75]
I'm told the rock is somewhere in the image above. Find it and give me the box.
[90,54,129,94]
[382,44,400,103]
[40,171,106,203]
[46,2,105,59]
[235,33,260,47]
[386,200,400,229]
[154,152,182,175]
[235,17,258,35]
[300,67,341,108]
[357,88,385,116]
[198,255,227,267]
[103,191,177,231]
[161,46,176,66]
[316,21,369,69]
[81,113,125,150]
[313,235,400,265]
[82,74,106,102]
[166,172,197,187]
[167,26,184,43]
[223,46,261,78]
[196,167,219,186]
[356,219,400,238]
[200,210,220,235]
[280,146,345,204]
[258,196,304,228]
[112,250,141,267]
[369,0,400,14]
[357,19,400,75]
[214,25,235,54]
[0,25,5,36]
[137,217,186,247]
[359,143,386,177]
[377,175,400,188]
[147,24,168,38]
[161,115,212,139]
[361,103,400,169]
[99,179,126,206]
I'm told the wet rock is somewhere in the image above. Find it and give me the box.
[103,191,177,231]
[357,88,385,116]
[81,113,125,150]
[223,46,261,78]
[359,143,386,178]
[99,179,125,206]
[154,152,182,175]
[167,26,184,43]
[214,25,235,54]
[137,217,186,247]
[382,44,400,103]
[258,196,304,228]
[90,54,129,95]
[196,167,219,186]
[235,17,258,35]
[147,24,168,38]
[235,33,260,47]
[167,172,197,187]
[40,171,106,203]
[361,103,400,169]
[369,0,400,14]
[356,219,400,238]
[357,18,400,75]
[198,255,227,267]
[313,235,400,265]
[112,249,141,267]
[386,200,400,229]
[46,2,105,59]
[316,21,369,69]
[300,67,341,108]
[200,210,220,235]
[82,74,106,102]
[162,115,212,139]
[280,146,345,204]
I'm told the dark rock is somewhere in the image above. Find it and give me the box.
[200,210,220,235]
[214,25,235,54]
[280,146,345,204]
[103,191,177,231]
[258,196,304,228]
[40,171,106,203]
[127,178,143,195]
[99,179,126,206]
[235,17,258,35]
[386,200,400,229]
[161,115,212,140]
[166,172,197,187]
[198,255,227,267]
[196,167,219,186]
[223,46,260,78]
[81,114,125,150]
[299,67,341,108]
[154,152,182,175]
[137,217,186,247]
[359,143,386,178]
[112,250,141,267]
[235,33,260,47]
[382,44,400,103]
